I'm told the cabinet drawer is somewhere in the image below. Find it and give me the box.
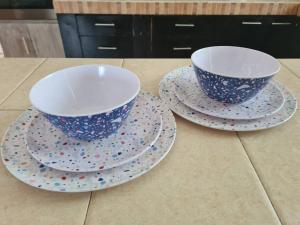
[81,36,133,58]
[263,16,300,57]
[153,36,213,58]
[153,16,215,37]
[77,15,132,37]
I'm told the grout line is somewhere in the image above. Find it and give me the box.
[280,61,300,80]
[83,192,93,225]
[0,58,47,106]
[235,132,284,225]
[0,109,24,111]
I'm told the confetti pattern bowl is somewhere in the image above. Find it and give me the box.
[29,64,140,141]
[191,46,280,104]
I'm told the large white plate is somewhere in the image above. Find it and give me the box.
[160,66,297,131]
[26,94,162,172]
[175,67,284,120]
[1,91,176,192]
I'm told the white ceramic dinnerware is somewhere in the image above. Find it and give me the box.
[159,66,297,131]
[175,69,285,120]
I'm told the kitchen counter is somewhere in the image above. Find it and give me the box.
[53,0,300,15]
[0,58,299,225]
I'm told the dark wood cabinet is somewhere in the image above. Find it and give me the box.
[58,14,300,58]
[77,15,132,37]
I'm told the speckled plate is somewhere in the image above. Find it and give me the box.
[175,68,285,120]
[26,94,163,172]
[159,66,297,131]
[0,91,176,192]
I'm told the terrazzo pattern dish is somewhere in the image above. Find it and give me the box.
[159,66,297,131]
[192,46,280,104]
[29,64,140,141]
[175,68,285,120]
[43,100,135,141]
[0,91,176,192]
[26,94,163,172]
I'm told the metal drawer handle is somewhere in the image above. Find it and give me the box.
[175,23,195,27]
[94,23,115,27]
[97,46,118,50]
[242,21,262,25]
[173,47,192,51]
[271,22,292,26]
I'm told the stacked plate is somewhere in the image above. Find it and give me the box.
[159,47,297,131]
[1,65,176,192]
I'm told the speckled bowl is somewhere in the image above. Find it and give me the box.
[29,64,140,141]
[191,46,280,104]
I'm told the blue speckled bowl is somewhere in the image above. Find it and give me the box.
[29,65,140,141]
[191,46,280,104]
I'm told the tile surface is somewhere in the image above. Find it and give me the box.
[280,59,300,80]
[0,58,44,105]
[0,111,90,225]
[84,59,281,225]
[0,58,123,110]
[275,62,300,101]
[0,58,299,225]
[238,110,300,225]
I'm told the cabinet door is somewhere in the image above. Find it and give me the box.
[0,23,36,57]
[27,23,65,57]
[214,16,267,50]
[263,16,300,58]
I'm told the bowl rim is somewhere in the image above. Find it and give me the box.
[191,46,281,79]
[29,64,140,117]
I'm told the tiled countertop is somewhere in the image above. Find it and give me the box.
[53,0,300,15]
[0,58,299,225]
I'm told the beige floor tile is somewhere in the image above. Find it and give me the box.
[0,58,44,105]
[238,110,300,225]
[0,111,90,225]
[280,59,300,80]
[0,58,123,110]
[123,58,191,96]
[85,116,280,225]
[84,59,281,225]
[274,64,300,102]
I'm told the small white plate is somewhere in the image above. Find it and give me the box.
[1,91,176,192]
[159,66,297,131]
[26,94,162,172]
[175,68,284,120]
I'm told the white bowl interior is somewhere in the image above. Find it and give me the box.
[29,65,140,117]
[191,46,280,79]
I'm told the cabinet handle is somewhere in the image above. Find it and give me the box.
[271,22,292,26]
[94,23,115,27]
[173,47,192,51]
[97,46,118,50]
[175,23,195,27]
[21,37,30,55]
[242,21,262,25]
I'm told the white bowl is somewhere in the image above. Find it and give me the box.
[191,46,281,104]
[29,64,140,141]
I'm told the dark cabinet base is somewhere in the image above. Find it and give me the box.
[58,14,300,58]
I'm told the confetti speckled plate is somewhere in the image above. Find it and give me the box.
[175,68,285,120]
[26,94,163,172]
[1,91,176,192]
[159,66,297,131]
